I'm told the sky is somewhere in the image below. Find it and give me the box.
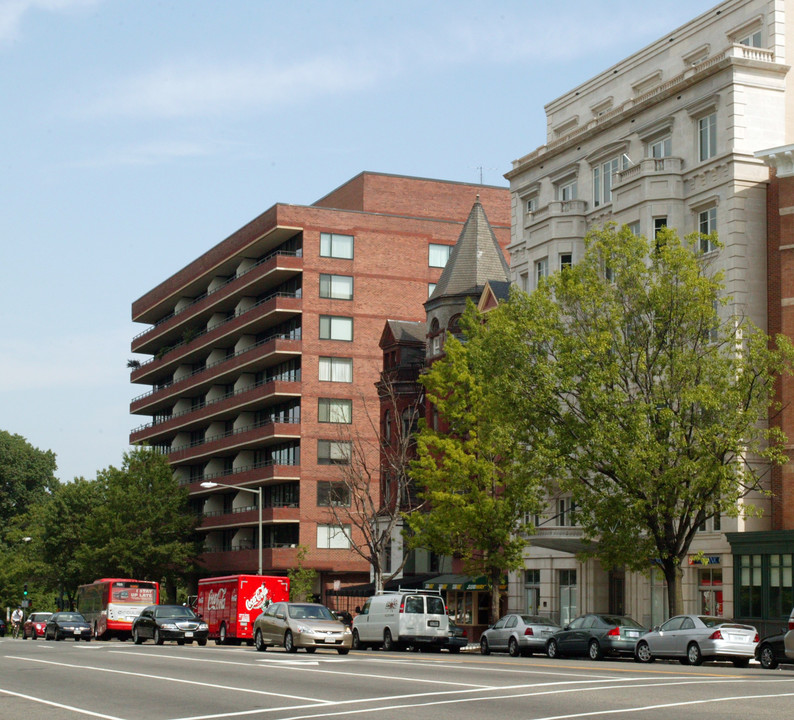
[0,0,720,484]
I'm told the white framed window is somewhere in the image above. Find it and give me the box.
[318,398,352,424]
[654,217,668,238]
[317,440,351,465]
[428,243,452,268]
[319,274,353,300]
[593,156,628,207]
[319,356,352,383]
[698,206,717,253]
[557,497,576,527]
[317,482,351,507]
[559,253,572,271]
[320,232,354,259]
[737,30,762,47]
[535,258,548,286]
[627,221,641,236]
[648,137,672,158]
[319,315,353,341]
[526,197,537,213]
[558,179,577,202]
[317,523,352,549]
[698,113,717,161]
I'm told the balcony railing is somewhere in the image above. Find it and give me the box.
[528,199,588,223]
[131,329,301,404]
[179,458,299,486]
[165,417,300,455]
[132,249,302,342]
[135,289,301,372]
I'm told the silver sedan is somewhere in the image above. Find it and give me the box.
[252,602,352,654]
[634,614,758,667]
[480,614,560,657]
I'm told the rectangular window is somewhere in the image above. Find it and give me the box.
[627,221,641,236]
[520,273,529,292]
[649,137,672,158]
[738,554,762,617]
[654,217,668,250]
[770,554,793,619]
[559,253,572,271]
[317,440,351,465]
[428,283,436,298]
[320,232,353,259]
[559,179,577,202]
[557,498,576,527]
[738,31,762,47]
[593,155,629,207]
[319,315,353,341]
[698,207,717,253]
[535,258,548,286]
[316,523,352,549]
[318,356,352,383]
[429,243,452,268]
[526,197,537,212]
[317,481,351,507]
[698,113,717,162]
[319,274,353,300]
[318,398,352,424]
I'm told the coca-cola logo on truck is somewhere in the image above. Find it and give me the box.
[206,588,227,610]
[244,584,270,611]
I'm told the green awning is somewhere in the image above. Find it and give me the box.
[423,574,505,591]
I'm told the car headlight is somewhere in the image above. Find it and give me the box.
[160,623,178,630]
[295,624,310,634]
[344,626,352,635]
[198,623,208,631]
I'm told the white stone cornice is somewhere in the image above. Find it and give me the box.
[756,145,794,178]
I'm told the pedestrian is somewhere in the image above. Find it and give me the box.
[11,606,24,639]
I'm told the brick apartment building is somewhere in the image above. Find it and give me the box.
[129,172,510,599]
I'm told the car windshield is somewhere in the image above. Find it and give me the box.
[56,613,85,622]
[599,615,643,628]
[30,613,51,622]
[521,615,557,626]
[155,606,196,619]
[288,604,335,621]
[698,616,724,628]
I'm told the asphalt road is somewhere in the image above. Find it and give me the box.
[2,636,794,720]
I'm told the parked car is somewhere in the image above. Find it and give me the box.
[352,589,449,651]
[784,607,794,660]
[546,613,647,660]
[0,617,6,637]
[755,632,789,669]
[23,612,52,640]
[634,614,758,667]
[481,614,561,657]
[44,612,92,641]
[446,619,468,653]
[253,602,351,654]
[132,605,209,646]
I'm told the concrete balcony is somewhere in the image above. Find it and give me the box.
[524,200,588,245]
[612,157,685,210]
[180,462,301,490]
[199,505,300,530]
[132,252,303,355]
[130,336,301,415]
[130,380,301,445]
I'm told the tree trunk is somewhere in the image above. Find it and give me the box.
[489,568,502,626]
[662,560,684,617]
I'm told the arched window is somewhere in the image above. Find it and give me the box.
[384,409,391,441]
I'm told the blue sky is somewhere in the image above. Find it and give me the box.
[0,0,718,483]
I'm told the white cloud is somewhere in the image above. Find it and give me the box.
[0,0,99,43]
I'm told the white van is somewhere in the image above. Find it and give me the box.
[352,589,452,651]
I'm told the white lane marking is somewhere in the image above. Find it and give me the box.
[168,675,794,720]
[109,650,494,688]
[3,655,331,705]
[0,687,127,720]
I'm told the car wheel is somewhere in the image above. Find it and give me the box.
[84,636,91,642]
[337,648,350,655]
[449,646,461,654]
[74,637,80,642]
[732,657,750,668]
[687,642,703,666]
[177,640,185,646]
[31,631,36,641]
[760,644,778,670]
[305,647,316,654]
[678,656,690,665]
[352,629,363,650]
[508,637,520,657]
[284,630,297,653]
[22,628,27,640]
[383,628,395,652]
[546,639,559,659]
[133,628,143,645]
[254,629,267,652]
[588,639,603,661]
[55,632,62,641]
[154,629,164,646]
[217,623,227,646]
[197,638,207,646]
[635,640,654,663]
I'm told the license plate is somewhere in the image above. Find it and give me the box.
[316,637,327,643]
[428,620,439,627]
[626,631,639,638]
[185,631,193,637]
[74,628,80,634]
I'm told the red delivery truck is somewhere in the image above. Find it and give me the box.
[197,574,290,644]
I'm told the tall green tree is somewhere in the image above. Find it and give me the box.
[408,311,545,625]
[85,448,200,597]
[478,224,794,616]
[0,430,57,543]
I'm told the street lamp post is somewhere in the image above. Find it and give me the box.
[200,481,263,576]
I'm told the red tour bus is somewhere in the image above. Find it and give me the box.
[76,578,160,640]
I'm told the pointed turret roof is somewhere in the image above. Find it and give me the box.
[426,197,510,304]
